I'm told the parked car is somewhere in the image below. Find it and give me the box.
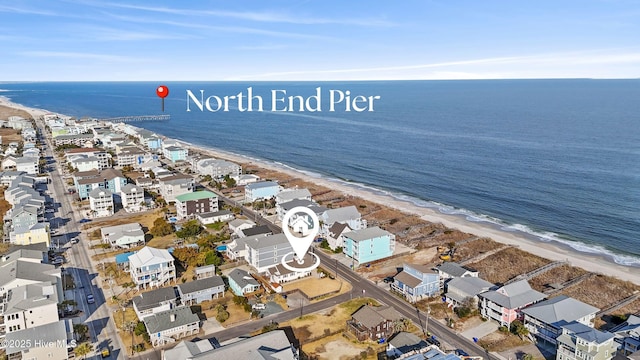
[86,294,95,304]
[78,219,91,223]
[426,336,441,347]
[252,303,266,310]
[100,347,110,358]
[45,209,55,213]
[52,257,64,265]
[383,276,394,283]
[455,349,470,357]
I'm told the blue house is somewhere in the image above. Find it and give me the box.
[228,269,260,296]
[343,226,395,264]
[244,181,281,203]
[392,263,440,303]
[162,146,188,163]
[147,137,162,150]
[73,168,127,200]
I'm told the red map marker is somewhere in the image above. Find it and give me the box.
[156,85,169,112]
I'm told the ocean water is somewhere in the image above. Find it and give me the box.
[1,80,639,266]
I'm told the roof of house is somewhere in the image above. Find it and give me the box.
[395,271,422,288]
[162,339,215,360]
[228,269,259,289]
[388,332,430,353]
[272,254,316,276]
[479,280,546,309]
[351,305,403,329]
[446,277,495,302]
[143,305,199,333]
[406,263,437,274]
[245,181,279,190]
[164,146,186,152]
[133,286,178,311]
[121,183,143,193]
[175,190,217,202]
[558,321,615,344]
[344,226,392,242]
[197,210,233,219]
[190,329,296,360]
[241,225,273,237]
[2,247,45,263]
[178,276,225,295]
[435,262,478,277]
[160,174,194,184]
[4,282,59,315]
[100,168,125,179]
[521,295,599,326]
[128,246,173,267]
[277,188,312,202]
[229,219,256,228]
[89,187,113,198]
[328,222,352,238]
[65,147,102,154]
[322,205,361,224]
[5,319,68,355]
[0,259,58,286]
[245,233,290,250]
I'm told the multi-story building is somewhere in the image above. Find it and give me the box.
[556,322,617,360]
[89,188,114,217]
[343,226,395,264]
[244,181,281,203]
[347,305,403,341]
[64,148,109,170]
[162,146,188,163]
[143,306,200,347]
[158,174,195,203]
[121,183,145,212]
[128,247,176,289]
[245,233,293,273]
[479,280,546,326]
[391,263,440,303]
[73,168,127,200]
[195,158,241,179]
[175,190,218,220]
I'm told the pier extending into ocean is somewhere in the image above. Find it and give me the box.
[101,114,170,123]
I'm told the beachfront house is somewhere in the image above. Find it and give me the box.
[177,276,225,305]
[128,246,176,289]
[195,158,242,179]
[143,306,200,347]
[73,168,127,200]
[343,226,395,265]
[162,146,188,163]
[444,276,496,308]
[347,305,404,341]
[232,174,260,186]
[175,190,219,220]
[245,233,293,273]
[228,269,260,296]
[275,188,312,205]
[65,148,110,170]
[609,315,640,355]
[89,188,114,217]
[478,280,546,326]
[101,223,145,249]
[276,198,327,220]
[434,262,479,289]
[132,286,178,320]
[391,263,440,303]
[244,181,281,203]
[196,210,234,225]
[326,222,352,250]
[522,295,599,346]
[120,183,145,212]
[320,206,366,235]
[556,322,617,360]
[158,174,195,203]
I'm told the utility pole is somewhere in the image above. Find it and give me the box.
[425,306,431,337]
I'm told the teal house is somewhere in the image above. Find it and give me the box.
[228,268,260,296]
[344,226,395,264]
[162,146,188,163]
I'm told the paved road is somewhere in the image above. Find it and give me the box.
[38,121,126,360]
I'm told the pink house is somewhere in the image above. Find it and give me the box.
[478,280,546,326]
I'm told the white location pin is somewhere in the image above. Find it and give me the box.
[281,206,320,264]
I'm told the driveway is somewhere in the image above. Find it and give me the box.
[460,320,498,341]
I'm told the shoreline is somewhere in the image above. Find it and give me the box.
[1,96,639,286]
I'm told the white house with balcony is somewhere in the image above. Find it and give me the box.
[89,188,114,217]
[120,183,145,212]
[128,246,176,289]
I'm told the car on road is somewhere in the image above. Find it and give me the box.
[86,294,95,304]
[426,336,441,347]
[78,218,91,223]
[71,238,79,244]
[455,349,470,357]
[252,303,266,310]
[45,209,55,213]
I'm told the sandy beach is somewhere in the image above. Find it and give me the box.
[2,96,639,286]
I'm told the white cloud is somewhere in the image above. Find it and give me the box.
[19,51,148,63]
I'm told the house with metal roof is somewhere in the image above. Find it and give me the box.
[320,205,366,234]
[244,181,281,203]
[245,233,293,273]
[101,223,145,249]
[175,190,218,220]
[132,286,179,320]
[444,276,496,308]
[143,305,200,347]
[177,276,225,305]
[392,263,440,303]
[347,305,403,341]
[478,279,546,326]
[386,331,431,359]
[195,210,234,225]
[228,269,260,296]
[275,188,312,205]
[434,262,479,289]
[128,246,176,289]
[343,226,395,264]
[522,295,599,346]
[557,322,617,360]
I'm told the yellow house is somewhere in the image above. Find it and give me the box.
[10,223,51,247]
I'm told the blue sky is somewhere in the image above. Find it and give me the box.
[2,0,640,81]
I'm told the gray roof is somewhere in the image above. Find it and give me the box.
[89,187,113,198]
[143,305,199,333]
[4,282,59,315]
[279,199,318,212]
[190,329,296,360]
[351,305,403,329]
[121,183,143,193]
[133,286,177,312]
[245,181,279,190]
[241,225,273,237]
[163,339,215,359]
[245,233,290,250]
[229,219,255,228]
[198,210,233,218]
[344,226,392,242]
[228,269,259,289]
[101,222,144,240]
[0,259,58,287]
[276,188,311,202]
[388,332,430,354]
[178,276,224,295]
[322,205,360,224]
[558,321,614,344]
[479,280,546,309]
[521,295,599,326]
[2,248,45,263]
[394,271,422,288]
[447,276,495,297]
[5,320,69,354]
[328,222,351,237]
[436,262,478,277]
